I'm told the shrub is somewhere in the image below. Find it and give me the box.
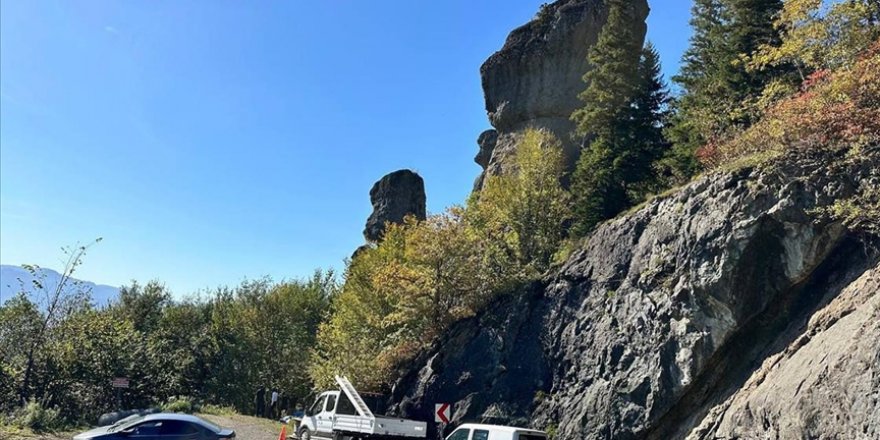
[820,184,880,235]
[197,404,237,416]
[698,43,880,168]
[11,399,63,432]
[162,396,194,414]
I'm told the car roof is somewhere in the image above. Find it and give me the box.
[455,423,546,434]
[142,413,205,423]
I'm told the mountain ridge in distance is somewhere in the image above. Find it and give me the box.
[0,264,120,306]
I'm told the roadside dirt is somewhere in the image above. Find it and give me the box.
[199,413,287,440]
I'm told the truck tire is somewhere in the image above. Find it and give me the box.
[298,427,311,440]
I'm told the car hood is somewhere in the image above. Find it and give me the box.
[73,425,114,440]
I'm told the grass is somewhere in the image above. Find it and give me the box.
[717,149,783,173]
[197,404,238,416]
[0,422,81,440]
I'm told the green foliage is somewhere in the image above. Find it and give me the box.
[469,129,572,273]
[162,396,194,414]
[697,44,880,168]
[1,257,336,423]
[750,0,880,73]
[9,399,62,432]
[571,0,642,138]
[571,41,670,235]
[666,0,796,180]
[819,180,880,236]
[197,404,237,416]
[310,129,571,391]
[113,280,171,334]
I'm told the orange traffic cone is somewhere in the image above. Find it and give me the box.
[278,424,286,440]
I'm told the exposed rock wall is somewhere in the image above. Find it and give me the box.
[474,0,649,189]
[364,169,426,242]
[388,147,880,439]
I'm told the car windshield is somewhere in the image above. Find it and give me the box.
[109,415,145,432]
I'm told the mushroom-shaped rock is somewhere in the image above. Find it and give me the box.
[363,170,427,242]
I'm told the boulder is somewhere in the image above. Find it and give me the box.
[364,170,426,242]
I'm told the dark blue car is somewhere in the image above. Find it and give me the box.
[73,413,235,440]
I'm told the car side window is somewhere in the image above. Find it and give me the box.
[159,421,200,435]
[516,434,547,440]
[131,421,162,436]
[447,429,470,440]
[325,395,337,413]
[473,429,490,440]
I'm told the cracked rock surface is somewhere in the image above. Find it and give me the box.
[389,147,880,439]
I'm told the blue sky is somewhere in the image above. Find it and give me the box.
[0,0,691,295]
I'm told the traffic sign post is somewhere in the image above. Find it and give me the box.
[434,403,451,424]
[112,377,129,409]
[435,403,452,440]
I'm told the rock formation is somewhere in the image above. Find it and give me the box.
[363,169,426,242]
[388,147,880,439]
[473,0,650,189]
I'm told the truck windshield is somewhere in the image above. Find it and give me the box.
[309,396,326,415]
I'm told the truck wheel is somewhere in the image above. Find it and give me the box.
[298,427,311,440]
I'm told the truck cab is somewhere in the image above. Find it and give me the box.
[444,424,547,440]
[299,390,341,438]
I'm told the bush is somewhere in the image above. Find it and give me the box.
[197,404,237,416]
[11,399,63,432]
[698,43,880,168]
[161,396,194,414]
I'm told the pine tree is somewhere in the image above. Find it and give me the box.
[665,0,793,181]
[571,0,642,138]
[625,43,669,191]
[569,0,641,236]
[570,37,670,235]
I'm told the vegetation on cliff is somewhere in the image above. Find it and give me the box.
[309,129,571,391]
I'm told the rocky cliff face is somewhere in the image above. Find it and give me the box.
[388,147,880,439]
[364,169,427,242]
[474,0,649,189]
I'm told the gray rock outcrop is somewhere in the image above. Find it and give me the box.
[388,147,880,439]
[474,0,650,188]
[364,170,426,242]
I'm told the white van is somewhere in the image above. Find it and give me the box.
[444,424,547,440]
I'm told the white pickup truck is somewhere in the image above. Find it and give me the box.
[444,424,547,440]
[296,376,427,440]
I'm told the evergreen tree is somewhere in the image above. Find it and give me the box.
[625,43,669,192]
[569,0,670,236]
[569,0,641,236]
[665,0,793,181]
[571,0,642,138]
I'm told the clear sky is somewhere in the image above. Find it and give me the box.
[0,0,691,295]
